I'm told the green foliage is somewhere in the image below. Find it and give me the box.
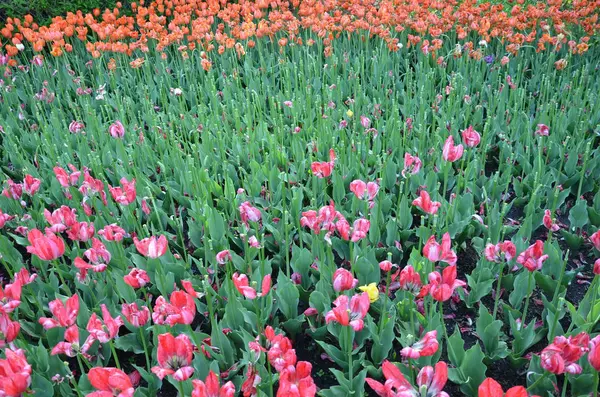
[0,0,131,25]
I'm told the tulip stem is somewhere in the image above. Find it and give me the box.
[347,325,354,394]
[110,340,121,370]
[521,271,534,327]
[593,371,598,397]
[439,300,465,380]
[139,327,151,373]
[76,354,87,377]
[492,261,505,320]
[378,270,391,333]
[560,375,568,397]
[589,276,599,332]
[177,381,185,397]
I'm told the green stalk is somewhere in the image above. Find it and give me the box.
[527,371,549,391]
[378,269,392,333]
[177,381,185,397]
[521,271,534,327]
[492,261,505,320]
[109,340,121,370]
[139,327,151,373]
[347,325,354,394]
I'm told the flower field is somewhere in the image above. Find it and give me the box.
[1,0,600,396]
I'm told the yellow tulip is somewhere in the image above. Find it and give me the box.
[346,109,354,118]
[359,283,379,303]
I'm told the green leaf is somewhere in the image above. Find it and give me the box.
[114,333,145,354]
[276,272,299,319]
[568,199,588,230]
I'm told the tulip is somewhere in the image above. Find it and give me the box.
[122,303,150,327]
[426,265,466,302]
[359,283,379,303]
[84,304,123,347]
[461,125,481,147]
[311,149,336,178]
[39,294,79,329]
[591,230,600,251]
[44,205,78,233]
[51,325,80,357]
[23,174,41,196]
[88,367,135,397]
[124,268,150,289]
[0,349,32,397]
[26,229,65,261]
[67,221,95,242]
[442,135,464,162]
[423,233,457,266]
[349,180,379,201]
[543,209,560,232]
[588,335,600,371]
[192,370,236,397]
[151,333,194,381]
[412,190,441,215]
[109,120,126,138]
[216,249,232,264]
[133,235,168,258]
[517,240,548,272]
[332,268,358,292]
[535,124,549,136]
[109,177,136,205]
[0,310,20,348]
[540,332,590,374]
[350,218,370,242]
[239,201,262,226]
[325,293,370,331]
[98,224,127,242]
[277,362,317,397]
[401,330,439,359]
[402,153,422,176]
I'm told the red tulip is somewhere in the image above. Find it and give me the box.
[401,330,439,359]
[74,257,107,281]
[13,268,37,286]
[122,303,150,327]
[44,205,78,233]
[109,177,136,205]
[2,179,23,200]
[152,289,196,326]
[484,241,516,263]
[232,273,271,299]
[402,153,422,177]
[241,365,261,397]
[109,120,126,138]
[83,304,123,349]
[88,367,135,397]
[325,293,370,331]
[332,268,358,292]
[216,250,232,265]
[543,210,560,232]
[535,124,549,136]
[461,125,481,147]
[0,279,22,313]
[0,209,14,228]
[84,238,112,264]
[51,325,80,357]
[26,229,65,261]
[267,333,297,372]
[594,259,600,276]
[350,218,370,242]
[124,268,150,289]
[239,201,262,226]
[427,265,466,302]
[591,230,600,251]
[311,149,336,178]
[67,221,95,242]
[412,190,441,215]
[69,120,85,133]
[478,377,532,397]
[141,198,151,215]
[133,235,168,258]
[53,165,81,188]
[23,174,41,196]
[379,260,394,272]
[366,360,413,396]
[442,135,464,162]
[0,310,20,348]
[39,294,79,329]
[0,349,32,397]
[517,240,548,272]
[423,233,457,266]
[416,362,449,397]
[151,333,194,381]
[589,335,600,371]
[541,332,590,374]
[192,370,236,397]
[350,180,379,201]
[277,361,317,397]
[394,265,422,295]
[98,224,127,242]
